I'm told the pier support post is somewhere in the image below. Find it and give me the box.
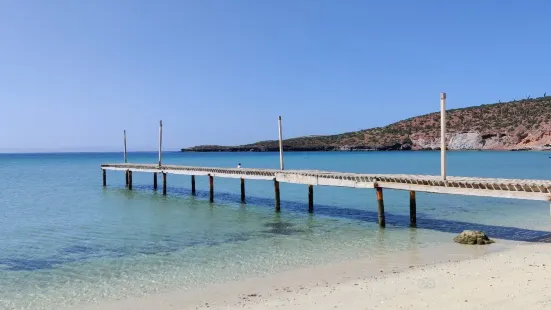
[274,179,280,211]
[441,92,447,180]
[376,187,385,228]
[278,116,285,170]
[308,185,314,213]
[191,175,196,195]
[153,173,158,190]
[162,173,167,195]
[125,170,129,187]
[209,175,214,202]
[102,169,106,186]
[410,191,416,227]
[123,130,127,163]
[158,120,163,167]
[241,178,245,202]
[128,171,133,190]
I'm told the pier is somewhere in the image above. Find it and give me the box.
[102,95,551,228]
[101,163,551,228]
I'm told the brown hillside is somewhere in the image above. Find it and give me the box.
[182,96,551,152]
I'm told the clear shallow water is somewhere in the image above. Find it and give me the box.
[1,151,550,309]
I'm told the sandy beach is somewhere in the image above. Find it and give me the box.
[72,240,551,310]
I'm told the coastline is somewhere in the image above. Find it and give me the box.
[180,148,551,152]
[70,238,541,310]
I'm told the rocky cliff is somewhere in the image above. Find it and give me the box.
[182,96,551,152]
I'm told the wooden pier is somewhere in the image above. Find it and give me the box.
[105,98,551,228]
[101,163,551,227]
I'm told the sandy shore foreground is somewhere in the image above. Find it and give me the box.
[76,242,551,310]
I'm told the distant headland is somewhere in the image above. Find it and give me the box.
[182,96,551,152]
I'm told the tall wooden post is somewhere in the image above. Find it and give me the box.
[158,120,163,167]
[191,175,196,195]
[102,169,106,186]
[123,130,127,163]
[410,191,416,227]
[274,179,280,211]
[162,172,167,195]
[128,170,133,190]
[278,116,284,170]
[376,187,385,227]
[308,185,314,213]
[441,92,446,180]
[153,173,158,190]
[240,178,245,202]
[124,130,128,186]
[209,175,214,202]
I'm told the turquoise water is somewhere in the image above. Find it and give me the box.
[1,151,550,309]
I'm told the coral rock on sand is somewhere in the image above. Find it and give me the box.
[454,230,495,245]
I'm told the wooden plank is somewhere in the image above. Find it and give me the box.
[100,163,551,202]
[377,182,551,201]
[276,173,318,185]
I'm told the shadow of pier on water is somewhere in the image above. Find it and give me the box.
[121,184,551,243]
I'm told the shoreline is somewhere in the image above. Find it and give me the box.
[180,148,551,152]
[71,238,526,310]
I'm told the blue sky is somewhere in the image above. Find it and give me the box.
[1,0,550,152]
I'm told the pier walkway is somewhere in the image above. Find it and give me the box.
[101,163,551,228]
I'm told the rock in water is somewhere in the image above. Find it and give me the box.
[454,230,495,245]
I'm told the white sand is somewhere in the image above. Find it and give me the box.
[74,241,551,310]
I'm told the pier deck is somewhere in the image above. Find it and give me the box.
[101,163,551,201]
[101,163,551,228]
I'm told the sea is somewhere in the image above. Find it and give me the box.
[1,151,550,309]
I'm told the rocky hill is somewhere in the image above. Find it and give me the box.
[182,96,551,152]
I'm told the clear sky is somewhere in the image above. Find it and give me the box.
[1,0,550,152]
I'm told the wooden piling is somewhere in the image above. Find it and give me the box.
[308,185,314,213]
[278,116,284,170]
[162,172,167,195]
[376,187,385,227]
[153,173,158,190]
[102,169,106,186]
[240,178,245,202]
[441,92,447,180]
[123,130,127,163]
[410,191,416,226]
[191,175,196,195]
[274,180,280,211]
[125,170,129,187]
[209,175,214,202]
[158,120,163,167]
[128,170,133,190]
